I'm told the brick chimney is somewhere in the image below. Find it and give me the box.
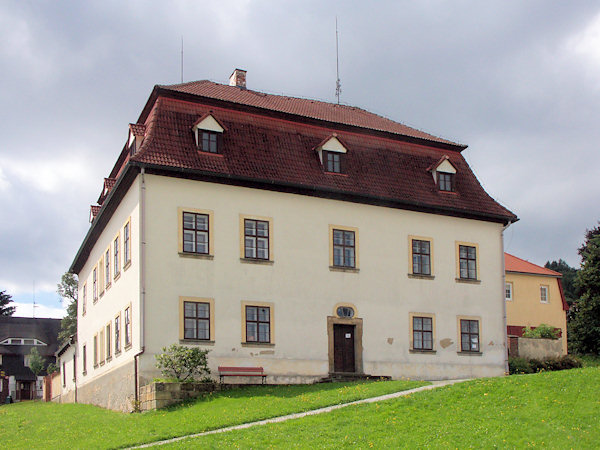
[229,68,247,89]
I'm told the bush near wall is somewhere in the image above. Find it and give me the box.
[508,355,582,374]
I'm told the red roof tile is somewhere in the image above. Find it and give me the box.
[129,123,146,136]
[505,253,561,276]
[159,81,462,147]
[127,95,516,222]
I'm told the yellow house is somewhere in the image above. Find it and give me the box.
[505,253,568,354]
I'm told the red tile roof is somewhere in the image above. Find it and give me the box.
[505,253,561,276]
[129,123,146,136]
[159,81,463,147]
[127,95,516,223]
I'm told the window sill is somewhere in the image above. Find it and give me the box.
[115,350,122,357]
[105,283,111,291]
[124,260,132,271]
[324,171,348,177]
[457,351,482,356]
[329,266,359,273]
[408,274,435,280]
[124,343,132,351]
[241,342,275,348]
[114,272,121,282]
[93,299,98,304]
[438,190,458,195]
[455,278,481,284]
[93,364,98,369]
[409,349,437,354]
[180,339,215,345]
[179,252,214,260]
[99,361,105,366]
[240,258,274,265]
[106,356,112,363]
[99,292,105,298]
[82,371,87,376]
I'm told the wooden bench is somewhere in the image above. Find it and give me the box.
[218,366,267,384]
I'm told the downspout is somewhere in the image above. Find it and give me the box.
[134,167,147,408]
[501,219,513,375]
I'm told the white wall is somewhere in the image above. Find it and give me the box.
[139,174,506,381]
[76,176,141,390]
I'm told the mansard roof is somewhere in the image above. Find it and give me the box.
[71,80,517,273]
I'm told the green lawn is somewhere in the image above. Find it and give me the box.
[169,367,600,449]
[0,379,424,449]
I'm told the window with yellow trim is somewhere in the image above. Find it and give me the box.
[409,312,436,351]
[123,218,131,266]
[241,301,274,344]
[239,215,273,261]
[455,242,480,281]
[329,225,359,269]
[409,236,433,276]
[178,208,214,256]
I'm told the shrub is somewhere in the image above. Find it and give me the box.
[155,344,210,382]
[508,357,532,374]
[508,355,582,374]
[522,324,560,339]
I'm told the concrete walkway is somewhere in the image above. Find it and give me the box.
[130,379,470,449]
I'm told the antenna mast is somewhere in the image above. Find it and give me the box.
[181,36,184,83]
[335,17,342,104]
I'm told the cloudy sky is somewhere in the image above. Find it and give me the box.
[1,1,599,318]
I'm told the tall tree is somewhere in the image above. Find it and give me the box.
[568,223,600,355]
[0,290,16,316]
[57,273,78,345]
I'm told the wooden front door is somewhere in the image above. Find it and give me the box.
[19,381,31,400]
[333,324,355,373]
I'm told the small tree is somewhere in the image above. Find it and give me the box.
[0,290,16,316]
[155,344,210,382]
[28,347,46,377]
[57,273,78,345]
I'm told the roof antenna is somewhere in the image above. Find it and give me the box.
[32,280,38,318]
[180,36,184,83]
[335,17,342,104]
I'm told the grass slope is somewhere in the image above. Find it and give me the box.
[172,367,600,448]
[0,380,424,449]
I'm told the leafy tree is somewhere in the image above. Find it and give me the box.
[46,362,59,375]
[545,259,579,308]
[568,223,600,355]
[0,290,16,316]
[155,344,210,382]
[28,347,46,377]
[57,273,78,345]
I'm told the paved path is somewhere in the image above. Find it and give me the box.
[130,379,470,449]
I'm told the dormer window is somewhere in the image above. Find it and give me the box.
[128,123,146,157]
[315,134,348,174]
[428,155,457,193]
[437,172,454,192]
[192,114,226,154]
[201,131,219,153]
[324,151,342,173]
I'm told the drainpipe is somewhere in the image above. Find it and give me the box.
[134,167,147,407]
[501,220,513,374]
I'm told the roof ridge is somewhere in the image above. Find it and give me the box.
[505,252,562,276]
[158,80,465,148]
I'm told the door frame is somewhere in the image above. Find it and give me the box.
[327,316,363,374]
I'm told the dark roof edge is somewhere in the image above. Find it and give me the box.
[138,86,468,153]
[56,334,76,358]
[506,270,561,278]
[131,162,518,225]
[70,164,140,274]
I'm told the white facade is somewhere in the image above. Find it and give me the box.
[62,169,508,410]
